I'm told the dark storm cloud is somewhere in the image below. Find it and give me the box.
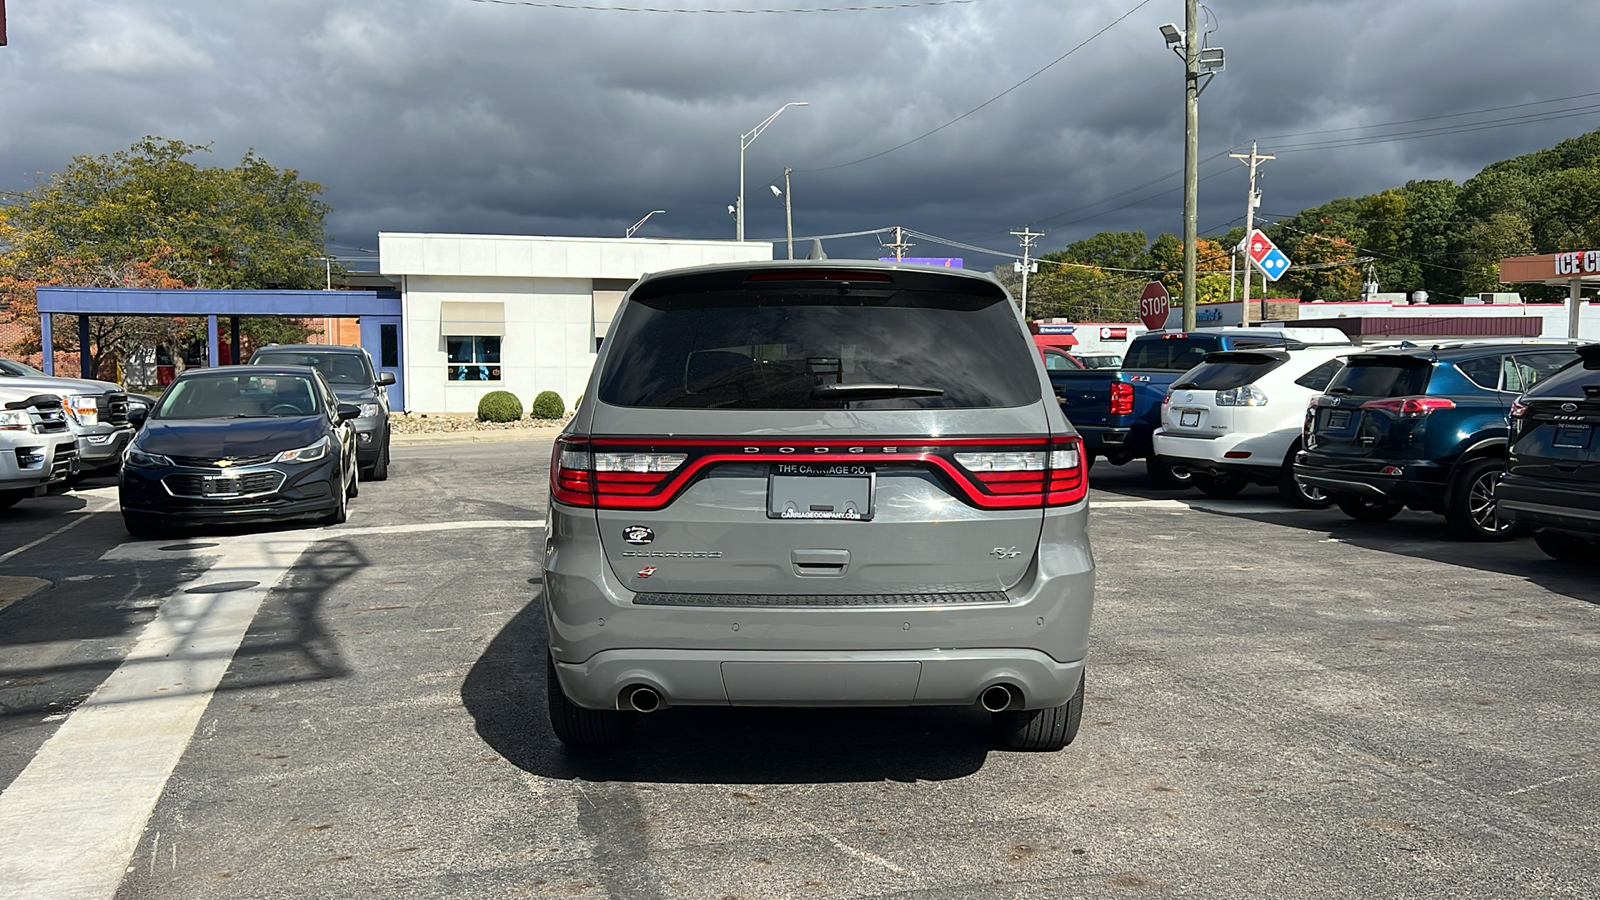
[2,0,1597,266]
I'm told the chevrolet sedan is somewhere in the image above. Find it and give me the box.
[118,366,360,537]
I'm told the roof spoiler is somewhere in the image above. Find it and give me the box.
[3,393,63,411]
[1579,344,1600,370]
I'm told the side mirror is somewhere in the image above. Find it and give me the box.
[336,403,361,421]
[128,405,149,427]
[377,371,396,386]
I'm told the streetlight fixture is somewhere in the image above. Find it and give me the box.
[624,209,665,239]
[1159,4,1222,332]
[738,101,807,242]
[769,168,795,259]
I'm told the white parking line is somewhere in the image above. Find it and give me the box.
[0,517,546,900]
[1093,496,1310,515]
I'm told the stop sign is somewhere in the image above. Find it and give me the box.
[1138,281,1170,330]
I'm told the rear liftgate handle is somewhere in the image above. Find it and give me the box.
[792,548,850,577]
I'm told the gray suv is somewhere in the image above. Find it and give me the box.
[544,261,1095,750]
[249,344,394,480]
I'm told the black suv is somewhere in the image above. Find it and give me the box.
[250,345,394,480]
[1296,341,1580,540]
[1499,344,1600,561]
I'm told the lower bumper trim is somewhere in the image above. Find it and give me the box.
[633,590,1008,608]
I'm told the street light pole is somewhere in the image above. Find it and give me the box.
[738,102,807,242]
[1181,0,1199,332]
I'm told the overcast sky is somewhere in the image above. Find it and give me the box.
[3,0,1597,267]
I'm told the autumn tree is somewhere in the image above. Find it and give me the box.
[0,137,335,373]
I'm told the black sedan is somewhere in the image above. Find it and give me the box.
[118,365,360,537]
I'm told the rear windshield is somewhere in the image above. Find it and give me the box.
[596,289,1041,410]
[1326,357,1432,397]
[251,351,372,386]
[1172,353,1287,390]
[1123,338,1220,371]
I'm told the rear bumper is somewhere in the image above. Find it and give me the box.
[1075,424,1142,457]
[1153,429,1291,480]
[552,648,1084,711]
[1294,453,1448,504]
[542,501,1095,712]
[1499,475,1600,537]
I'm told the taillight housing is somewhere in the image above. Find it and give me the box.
[1509,400,1529,438]
[1359,396,1456,418]
[1215,385,1268,407]
[549,435,1089,510]
[1109,382,1135,416]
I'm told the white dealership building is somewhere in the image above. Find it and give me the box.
[378,233,772,414]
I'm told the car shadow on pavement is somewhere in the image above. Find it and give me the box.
[461,592,992,785]
[212,538,357,692]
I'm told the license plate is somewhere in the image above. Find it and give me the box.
[1326,409,1352,429]
[203,476,241,495]
[1553,424,1592,449]
[767,464,874,521]
[1179,410,1201,428]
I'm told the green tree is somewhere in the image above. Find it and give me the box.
[1458,212,1536,296]
[0,137,334,371]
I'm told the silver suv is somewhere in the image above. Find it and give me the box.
[0,357,134,477]
[543,261,1095,750]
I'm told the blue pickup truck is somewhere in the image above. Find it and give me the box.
[1049,327,1350,487]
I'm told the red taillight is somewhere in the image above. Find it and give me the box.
[1109,382,1135,416]
[551,436,1088,511]
[1359,396,1456,417]
[1509,400,1528,419]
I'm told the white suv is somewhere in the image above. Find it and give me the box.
[0,388,80,509]
[1152,346,1347,507]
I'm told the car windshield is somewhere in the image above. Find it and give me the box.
[1173,353,1289,390]
[1326,357,1432,397]
[1123,338,1221,371]
[597,287,1041,409]
[0,358,48,377]
[251,351,372,386]
[155,374,321,419]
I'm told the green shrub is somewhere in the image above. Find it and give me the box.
[476,390,523,423]
[530,390,566,420]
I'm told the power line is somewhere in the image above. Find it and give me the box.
[1270,104,1600,154]
[1252,90,1600,141]
[800,0,1155,173]
[466,0,993,12]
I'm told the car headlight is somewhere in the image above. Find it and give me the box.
[125,446,174,468]
[272,436,330,464]
[66,394,98,426]
[357,403,380,419]
[0,409,31,432]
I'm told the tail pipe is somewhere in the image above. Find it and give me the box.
[980,684,1022,713]
[623,685,661,713]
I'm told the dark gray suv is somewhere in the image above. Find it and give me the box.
[543,261,1095,750]
[250,344,393,480]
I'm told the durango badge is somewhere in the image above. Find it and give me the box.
[623,525,654,545]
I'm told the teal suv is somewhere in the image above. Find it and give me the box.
[1296,341,1579,540]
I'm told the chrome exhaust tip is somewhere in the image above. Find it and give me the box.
[980,684,1020,713]
[624,685,661,713]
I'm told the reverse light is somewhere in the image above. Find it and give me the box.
[65,394,98,426]
[272,436,330,464]
[1216,385,1269,407]
[1109,382,1135,416]
[1359,396,1456,418]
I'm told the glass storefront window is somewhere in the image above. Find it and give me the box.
[446,335,501,382]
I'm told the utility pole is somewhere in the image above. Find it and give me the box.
[779,168,794,259]
[1011,227,1043,319]
[884,226,914,262]
[1229,141,1274,326]
[1181,0,1199,332]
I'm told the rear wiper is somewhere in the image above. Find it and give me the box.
[1327,386,1353,394]
[1172,381,1199,390]
[810,383,945,401]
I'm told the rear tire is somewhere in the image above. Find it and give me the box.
[993,671,1084,752]
[1278,463,1335,509]
[1533,529,1596,562]
[1334,493,1404,522]
[1145,458,1194,491]
[1194,473,1248,498]
[1445,457,1523,541]
[547,654,634,747]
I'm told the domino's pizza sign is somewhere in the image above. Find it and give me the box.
[1247,229,1292,282]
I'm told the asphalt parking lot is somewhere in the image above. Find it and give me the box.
[0,439,1596,899]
